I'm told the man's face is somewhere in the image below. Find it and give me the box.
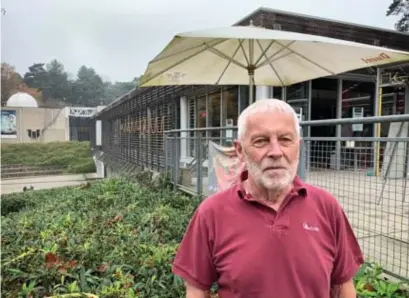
[234,110,300,191]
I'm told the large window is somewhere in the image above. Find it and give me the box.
[380,87,405,137]
[341,80,375,169]
[238,86,249,114]
[208,90,221,139]
[286,81,310,123]
[272,87,283,100]
[196,95,206,129]
[222,87,239,145]
[222,87,239,126]
[341,81,375,138]
[287,81,309,101]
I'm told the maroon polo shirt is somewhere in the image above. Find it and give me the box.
[172,171,364,298]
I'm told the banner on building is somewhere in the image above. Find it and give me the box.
[1,110,17,138]
[207,141,245,194]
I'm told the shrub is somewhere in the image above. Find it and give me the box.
[1,194,34,216]
[354,263,409,298]
[1,178,200,297]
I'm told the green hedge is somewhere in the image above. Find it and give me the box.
[1,141,96,174]
[1,178,200,297]
[1,178,408,297]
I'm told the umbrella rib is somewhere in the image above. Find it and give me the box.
[254,40,275,67]
[255,41,296,69]
[150,39,226,63]
[256,40,285,86]
[141,39,228,85]
[275,41,336,75]
[239,40,250,65]
[204,42,248,70]
[215,41,242,85]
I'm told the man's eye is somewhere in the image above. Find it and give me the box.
[280,137,293,143]
[254,139,268,145]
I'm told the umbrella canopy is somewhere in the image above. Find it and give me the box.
[140,25,409,102]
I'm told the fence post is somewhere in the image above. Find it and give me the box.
[164,134,168,173]
[172,133,178,191]
[196,131,203,196]
[298,131,307,180]
[175,132,181,189]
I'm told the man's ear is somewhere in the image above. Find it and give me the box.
[234,140,245,162]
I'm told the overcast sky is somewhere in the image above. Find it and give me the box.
[0,0,400,82]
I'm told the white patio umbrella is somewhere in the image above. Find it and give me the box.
[140,24,409,103]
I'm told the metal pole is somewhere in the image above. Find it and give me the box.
[248,38,254,105]
[172,133,178,191]
[175,133,180,189]
[307,80,312,172]
[298,129,307,180]
[374,68,383,177]
[196,131,203,196]
[249,75,254,104]
[164,134,168,173]
[336,78,343,170]
[405,84,409,181]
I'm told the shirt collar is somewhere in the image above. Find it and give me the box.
[236,170,308,201]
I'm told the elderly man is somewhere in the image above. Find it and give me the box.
[172,99,364,298]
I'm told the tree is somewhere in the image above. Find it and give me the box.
[386,0,409,32]
[1,63,42,106]
[72,66,105,106]
[103,80,137,103]
[23,60,72,102]
[23,63,48,90]
[45,60,72,101]
[1,63,22,105]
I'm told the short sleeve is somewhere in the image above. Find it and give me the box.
[172,207,217,291]
[331,202,365,285]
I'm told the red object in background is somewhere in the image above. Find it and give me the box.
[200,111,206,118]
[397,93,404,113]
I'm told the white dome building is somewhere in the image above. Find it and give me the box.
[6,92,38,108]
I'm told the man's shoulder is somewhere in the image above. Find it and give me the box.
[302,181,340,207]
[195,185,239,215]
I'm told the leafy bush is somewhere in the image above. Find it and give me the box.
[1,194,34,216]
[1,177,408,297]
[1,141,96,174]
[354,263,409,298]
[1,178,201,297]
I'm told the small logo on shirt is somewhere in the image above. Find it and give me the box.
[303,222,319,232]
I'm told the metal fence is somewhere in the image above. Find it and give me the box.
[164,114,409,280]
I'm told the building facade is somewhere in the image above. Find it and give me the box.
[91,7,409,175]
[1,106,104,144]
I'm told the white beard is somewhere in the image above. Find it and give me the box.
[244,156,297,192]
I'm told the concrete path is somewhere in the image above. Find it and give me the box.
[1,173,99,195]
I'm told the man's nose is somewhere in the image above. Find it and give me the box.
[266,139,283,158]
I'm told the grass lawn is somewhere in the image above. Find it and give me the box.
[1,177,408,297]
[1,141,96,174]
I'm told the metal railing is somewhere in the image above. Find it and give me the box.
[164,114,409,280]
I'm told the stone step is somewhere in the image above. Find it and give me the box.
[1,164,61,173]
[1,169,64,179]
[1,164,28,170]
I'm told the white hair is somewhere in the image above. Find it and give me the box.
[237,98,300,140]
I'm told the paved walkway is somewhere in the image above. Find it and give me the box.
[1,173,99,195]
[306,170,409,278]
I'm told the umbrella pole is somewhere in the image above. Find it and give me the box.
[248,67,255,104]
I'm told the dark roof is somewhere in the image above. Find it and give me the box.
[234,7,409,52]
